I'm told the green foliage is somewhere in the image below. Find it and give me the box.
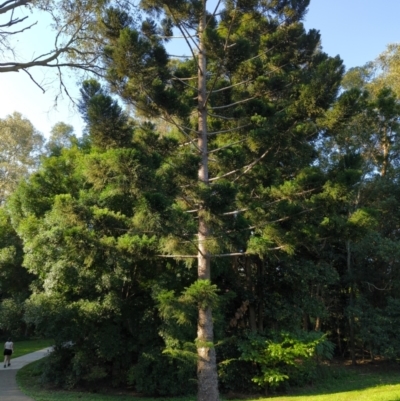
[8,0,400,398]
[0,112,44,203]
[181,280,219,310]
[155,280,219,354]
[78,79,134,149]
[46,122,77,155]
[238,331,334,390]
[7,105,181,391]
[0,297,27,337]
[17,356,400,401]
[127,349,196,396]
[0,207,33,298]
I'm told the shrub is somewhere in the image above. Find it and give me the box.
[127,349,196,396]
[234,331,334,393]
[0,297,29,337]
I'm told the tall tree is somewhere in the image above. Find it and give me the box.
[0,112,44,203]
[101,0,344,398]
[45,122,76,155]
[8,86,190,390]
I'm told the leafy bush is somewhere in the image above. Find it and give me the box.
[235,331,334,392]
[127,349,196,396]
[357,297,400,360]
[218,337,261,394]
[40,345,76,388]
[0,297,29,337]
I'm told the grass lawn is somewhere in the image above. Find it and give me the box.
[12,338,53,359]
[17,358,400,401]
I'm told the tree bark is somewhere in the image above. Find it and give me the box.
[256,259,264,332]
[245,257,257,332]
[346,240,356,365]
[381,135,389,177]
[196,2,219,400]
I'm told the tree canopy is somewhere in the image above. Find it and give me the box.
[2,0,400,400]
[0,112,44,203]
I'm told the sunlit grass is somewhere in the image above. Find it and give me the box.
[17,358,400,401]
[12,338,53,359]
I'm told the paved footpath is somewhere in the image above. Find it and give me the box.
[0,348,52,401]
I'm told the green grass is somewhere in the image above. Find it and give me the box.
[16,359,400,401]
[17,359,195,401]
[12,338,53,359]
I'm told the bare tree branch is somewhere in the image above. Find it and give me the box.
[22,68,45,92]
[0,0,30,15]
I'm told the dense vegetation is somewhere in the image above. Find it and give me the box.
[16,358,400,401]
[1,0,400,399]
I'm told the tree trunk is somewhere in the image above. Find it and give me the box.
[244,257,257,332]
[346,240,356,365]
[302,314,309,331]
[314,285,321,331]
[380,125,390,177]
[337,326,342,356]
[196,2,219,400]
[381,141,389,177]
[315,316,321,331]
[256,259,264,332]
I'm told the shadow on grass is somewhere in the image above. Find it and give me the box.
[17,358,400,401]
[17,359,196,401]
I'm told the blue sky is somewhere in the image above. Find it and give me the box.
[0,0,399,138]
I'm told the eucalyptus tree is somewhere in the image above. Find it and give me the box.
[98,0,345,398]
[0,0,137,97]
[45,122,76,155]
[0,112,44,203]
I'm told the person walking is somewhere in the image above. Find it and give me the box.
[3,338,13,368]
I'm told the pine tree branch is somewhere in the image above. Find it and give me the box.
[209,167,241,181]
[179,139,197,147]
[208,124,251,136]
[181,21,200,51]
[222,208,248,215]
[167,5,199,62]
[157,254,197,258]
[233,146,273,182]
[170,74,198,90]
[212,253,246,257]
[211,96,256,110]
[208,113,238,121]
[207,62,286,96]
[162,114,201,152]
[209,146,273,182]
[208,78,253,94]
[171,75,197,81]
[158,35,198,39]
[168,54,192,58]
[128,82,201,153]
[206,0,223,29]
[204,2,238,107]
[208,138,247,154]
